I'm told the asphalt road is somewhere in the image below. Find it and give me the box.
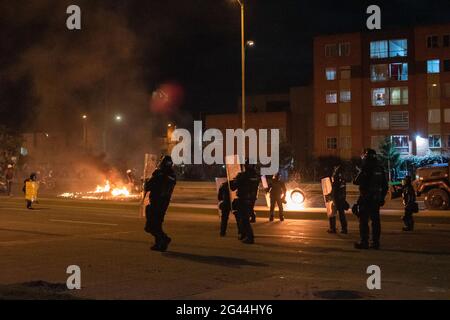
[0,196,449,300]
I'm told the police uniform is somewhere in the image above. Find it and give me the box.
[353,149,388,249]
[402,177,417,231]
[144,156,176,252]
[218,182,240,236]
[329,167,348,234]
[269,175,286,222]
[230,165,259,244]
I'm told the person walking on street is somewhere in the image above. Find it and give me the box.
[402,176,418,232]
[268,173,287,222]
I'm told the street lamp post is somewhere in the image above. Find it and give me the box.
[236,0,246,131]
[82,114,88,151]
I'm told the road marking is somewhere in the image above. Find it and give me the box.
[256,233,350,242]
[49,219,118,226]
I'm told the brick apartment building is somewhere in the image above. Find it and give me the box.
[314,23,450,159]
[204,86,313,165]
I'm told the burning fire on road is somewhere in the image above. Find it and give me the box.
[59,180,140,201]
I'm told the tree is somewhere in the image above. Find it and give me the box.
[0,126,23,167]
[378,137,401,181]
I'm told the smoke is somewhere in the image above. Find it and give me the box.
[7,1,144,130]
[2,0,163,174]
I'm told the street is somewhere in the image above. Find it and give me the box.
[0,196,449,300]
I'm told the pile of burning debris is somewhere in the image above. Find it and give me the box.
[59,180,140,201]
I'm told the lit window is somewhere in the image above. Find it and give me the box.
[340,66,351,79]
[427,59,440,73]
[326,68,337,80]
[390,111,409,130]
[372,88,388,106]
[339,43,351,57]
[340,90,351,102]
[390,63,408,81]
[325,44,338,57]
[340,113,351,126]
[389,39,408,57]
[371,112,389,130]
[428,109,441,124]
[326,137,338,150]
[391,135,409,153]
[427,35,439,48]
[370,40,388,59]
[390,87,408,105]
[370,64,389,82]
[444,35,450,47]
[326,113,338,127]
[326,91,338,104]
[429,135,442,148]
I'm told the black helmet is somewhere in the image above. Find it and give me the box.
[159,155,173,170]
[362,148,377,160]
[244,158,256,171]
[30,173,37,180]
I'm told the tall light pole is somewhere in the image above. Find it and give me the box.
[82,114,88,151]
[236,0,246,131]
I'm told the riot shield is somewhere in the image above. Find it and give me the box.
[321,177,335,218]
[260,175,271,208]
[225,155,242,204]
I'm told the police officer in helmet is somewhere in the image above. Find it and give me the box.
[230,159,260,244]
[144,155,177,252]
[328,165,348,234]
[353,148,388,250]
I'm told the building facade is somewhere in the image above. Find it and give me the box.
[204,86,313,165]
[314,24,450,159]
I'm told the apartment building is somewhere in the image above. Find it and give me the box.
[314,24,450,159]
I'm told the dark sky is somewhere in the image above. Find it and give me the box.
[1,0,450,130]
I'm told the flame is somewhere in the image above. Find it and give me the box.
[59,180,138,200]
[284,188,306,211]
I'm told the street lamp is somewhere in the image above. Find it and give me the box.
[115,115,123,122]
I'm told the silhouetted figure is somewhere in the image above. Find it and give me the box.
[218,182,240,237]
[353,149,388,250]
[328,166,348,234]
[5,164,14,196]
[22,173,37,209]
[230,161,260,244]
[402,176,417,231]
[144,156,176,252]
[268,173,287,222]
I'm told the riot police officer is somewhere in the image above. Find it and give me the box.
[218,181,240,237]
[353,149,388,250]
[402,176,417,232]
[230,161,260,244]
[268,173,287,222]
[144,156,177,252]
[328,166,348,234]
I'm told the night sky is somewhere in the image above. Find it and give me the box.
[1,0,450,132]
